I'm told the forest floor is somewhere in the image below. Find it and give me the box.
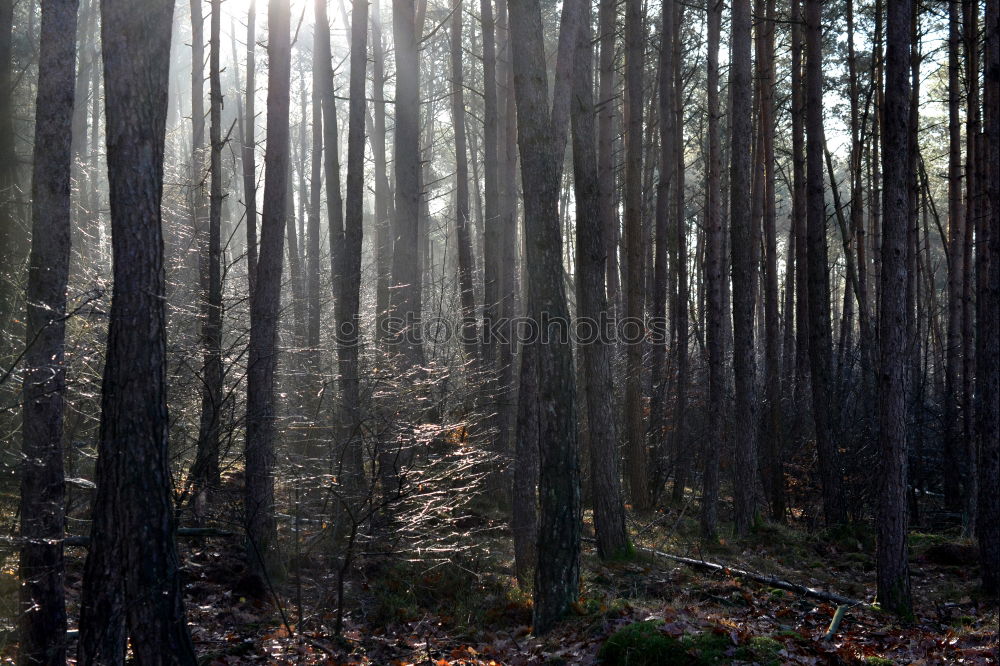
[1,496,998,664]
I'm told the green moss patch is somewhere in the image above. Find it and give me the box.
[598,621,785,665]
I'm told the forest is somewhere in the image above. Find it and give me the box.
[0,0,997,662]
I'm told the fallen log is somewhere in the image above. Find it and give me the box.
[633,544,869,608]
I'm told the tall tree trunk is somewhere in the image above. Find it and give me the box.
[961,0,980,538]
[190,0,209,319]
[508,0,582,633]
[877,0,914,618]
[670,0,689,504]
[316,0,345,313]
[805,0,846,526]
[498,0,523,541]
[0,0,23,335]
[623,0,647,510]
[729,0,757,537]
[479,0,503,368]
[847,0,873,368]
[944,0,966,516]
[242,0,258,295]
[285,159,308,352]
[245,0,291,580]
[791,0,809,390]
[450,0,479,363]
[79,0,197,660]
[307,17,322,356]
[371,0,392,343]
[479,0,504,456]
[18,1,77,663]
[338,0,370,491]
[700,0,723,540]
[758,0,783,521]
[597,0,618,316]
[649,0,673,498]
[193,0,225,498]
[977,0,999,599]
[391,0,425,366]
[512,339,539,585]
[571,1,629,560]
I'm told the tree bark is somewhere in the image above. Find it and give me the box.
[508,0,582,633]
[480,0,500,374]
[242,0,258,295]
[977,0,999,599]
[338,0,370,490]
[18,1,77,663]
[571,2,629,560]
[79,0,197,660]
[597,0,619,317]
[877,0,914,617]
[512,339,539,585]
[944,0,966,516]
[244,0,292,580]
[670,0,689,505]
[757,0,783,521]
[371,0,392,343]
[623,0,647,510]
[791,0,809,390]
[649,0,673,500]
[729,0,757,537]
[193,0,225,498]
[391,0,425,366]
[450,0,479,363]
[805,0,846,526]
[961,0,980,537]
[0,0,23,334]
[699,0,723,540]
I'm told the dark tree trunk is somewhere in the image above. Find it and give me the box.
[649,0,673,499]
[700,0,723,540]
[315,0,344,315]
[805,0,846,526]
[0,0,23,333]
[371,0,392,343]
[307,14,322,357]
[391,0,425,365]
[670,0,689,505]
[877,0,914,617]
[338,0,370,489]
[944,0,966,516]
[245,0,292,579]
[189,0,208,322]
[757,0,783,521]
[193,0,225,498]
[450,0,479,362]
[512,339,539,585]
[497,0,519,463]
[479,1,499,324]
[623,0,647,510]
[79,0,197,660]
[846,0,873,369]
[791,0,809,390]
[18,1,77,663]
[571,2,629,560]
[977,0,999,599]
[242,0,258,294]
[961,0,980,537]
[729,0,757,537]
[508,0,582,633]
[597,0,619,317]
